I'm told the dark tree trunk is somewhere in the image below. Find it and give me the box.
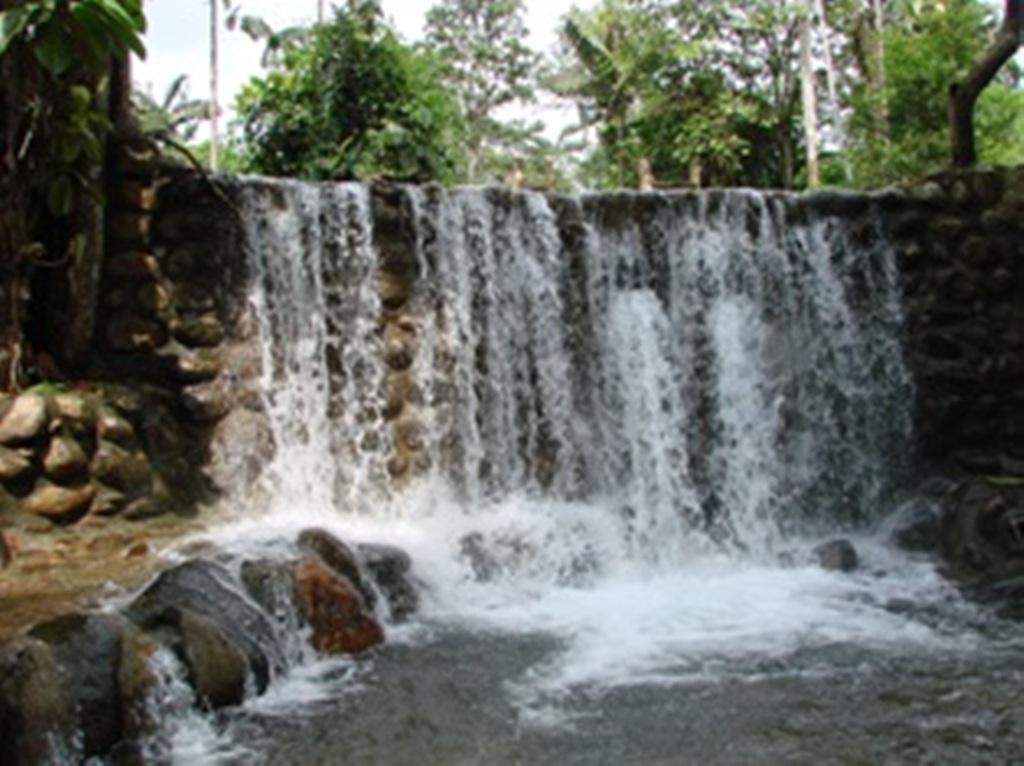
[0,0,34,390]
[949,0,1021,167]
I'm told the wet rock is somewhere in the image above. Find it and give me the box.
[891,501,942,553]
[126,559,283,693]
[358,543,420,620]
[91,441,151,494]
[240,558,297,619]
[293,557,385,655]
[42,434,88,480]
[23,481,96,522]
[0,638,77,765]
[298,528,376,609]
[136,606,250,710]
[180,381,232,423]
[459,532,501,582]
[938,479,1024,587]
[813,539,860,573]
[0,393,48,444]
[89,484,128,517]
[29,613,135,757]
[0,445,33,481]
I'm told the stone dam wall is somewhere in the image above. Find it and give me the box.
[0,163,1021,530]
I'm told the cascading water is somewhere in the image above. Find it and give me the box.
[182,181,1014,763]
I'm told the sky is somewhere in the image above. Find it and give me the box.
[135,0,593,139]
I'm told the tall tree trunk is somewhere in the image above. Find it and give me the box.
[800,1,821,189]
[949,0,1021,166]
[0,0,33,390]
[209,0,220,171]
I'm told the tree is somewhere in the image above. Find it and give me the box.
[846,0,1023,185]
[235,2,462,181]
[0,0,146,385]
[424,0,540,183]
[949,0,1021,165]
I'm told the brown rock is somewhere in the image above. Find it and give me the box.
[175,284,216,312]
[89,484,128,517]
[297,528,376,608]
[109,212,151,248]
[173,314,225,348]
[0,393,48,444]
[293,557,384,655]
[106,313,168,353]
[52,393,94,427]
[180,381,232,423]
[116,180,157,212]
[0,530,13,568]
[90,441,151,493]
[95,407,135,444]
[170,349,223,383]
[43,434,88,480]
[107,252,160,279]
[137,282,174,313]
[378,272,411,310]
[23,482,95,521]
[0,445,33,481]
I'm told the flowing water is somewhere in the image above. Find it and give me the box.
[160,183,1023,764]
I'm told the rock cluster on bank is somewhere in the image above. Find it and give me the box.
[0,527,417,765]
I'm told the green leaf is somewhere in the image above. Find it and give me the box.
[33,21,74,77]
[0,7,33,55]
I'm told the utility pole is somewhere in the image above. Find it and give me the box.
[800,0,821,188]
[318,0,325,24]
[209,0,220,171]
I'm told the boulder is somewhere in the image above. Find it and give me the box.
[90,441,152,494]
[23,481,96,522]
[358,543,420,620]
[240,557,297,618]
[813,539,859,572]
[292,557,384,655]
[0,638,77,765]
[134,606,250,710]
[890,499,942,553]
[42,434,89,481]
[95,407,135,444]
[28,613,136,758]
[0,393,48,444]
[297,528,376,609]
[126,559,283,693]
[0,445,33,482]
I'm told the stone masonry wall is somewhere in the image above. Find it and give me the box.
[885,166,1024,474]
[2,164,1021,534]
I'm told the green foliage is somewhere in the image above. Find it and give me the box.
[424,0,541,183]
[1,0,146,215]
[235,3,462,182]
[847,0,1022,185]
[554,0,804,189]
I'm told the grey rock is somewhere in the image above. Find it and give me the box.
[813,539,860,573]
[126,559,283,693]
[0,638,77,764]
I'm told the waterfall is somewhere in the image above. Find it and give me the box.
[239,182,912,562]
